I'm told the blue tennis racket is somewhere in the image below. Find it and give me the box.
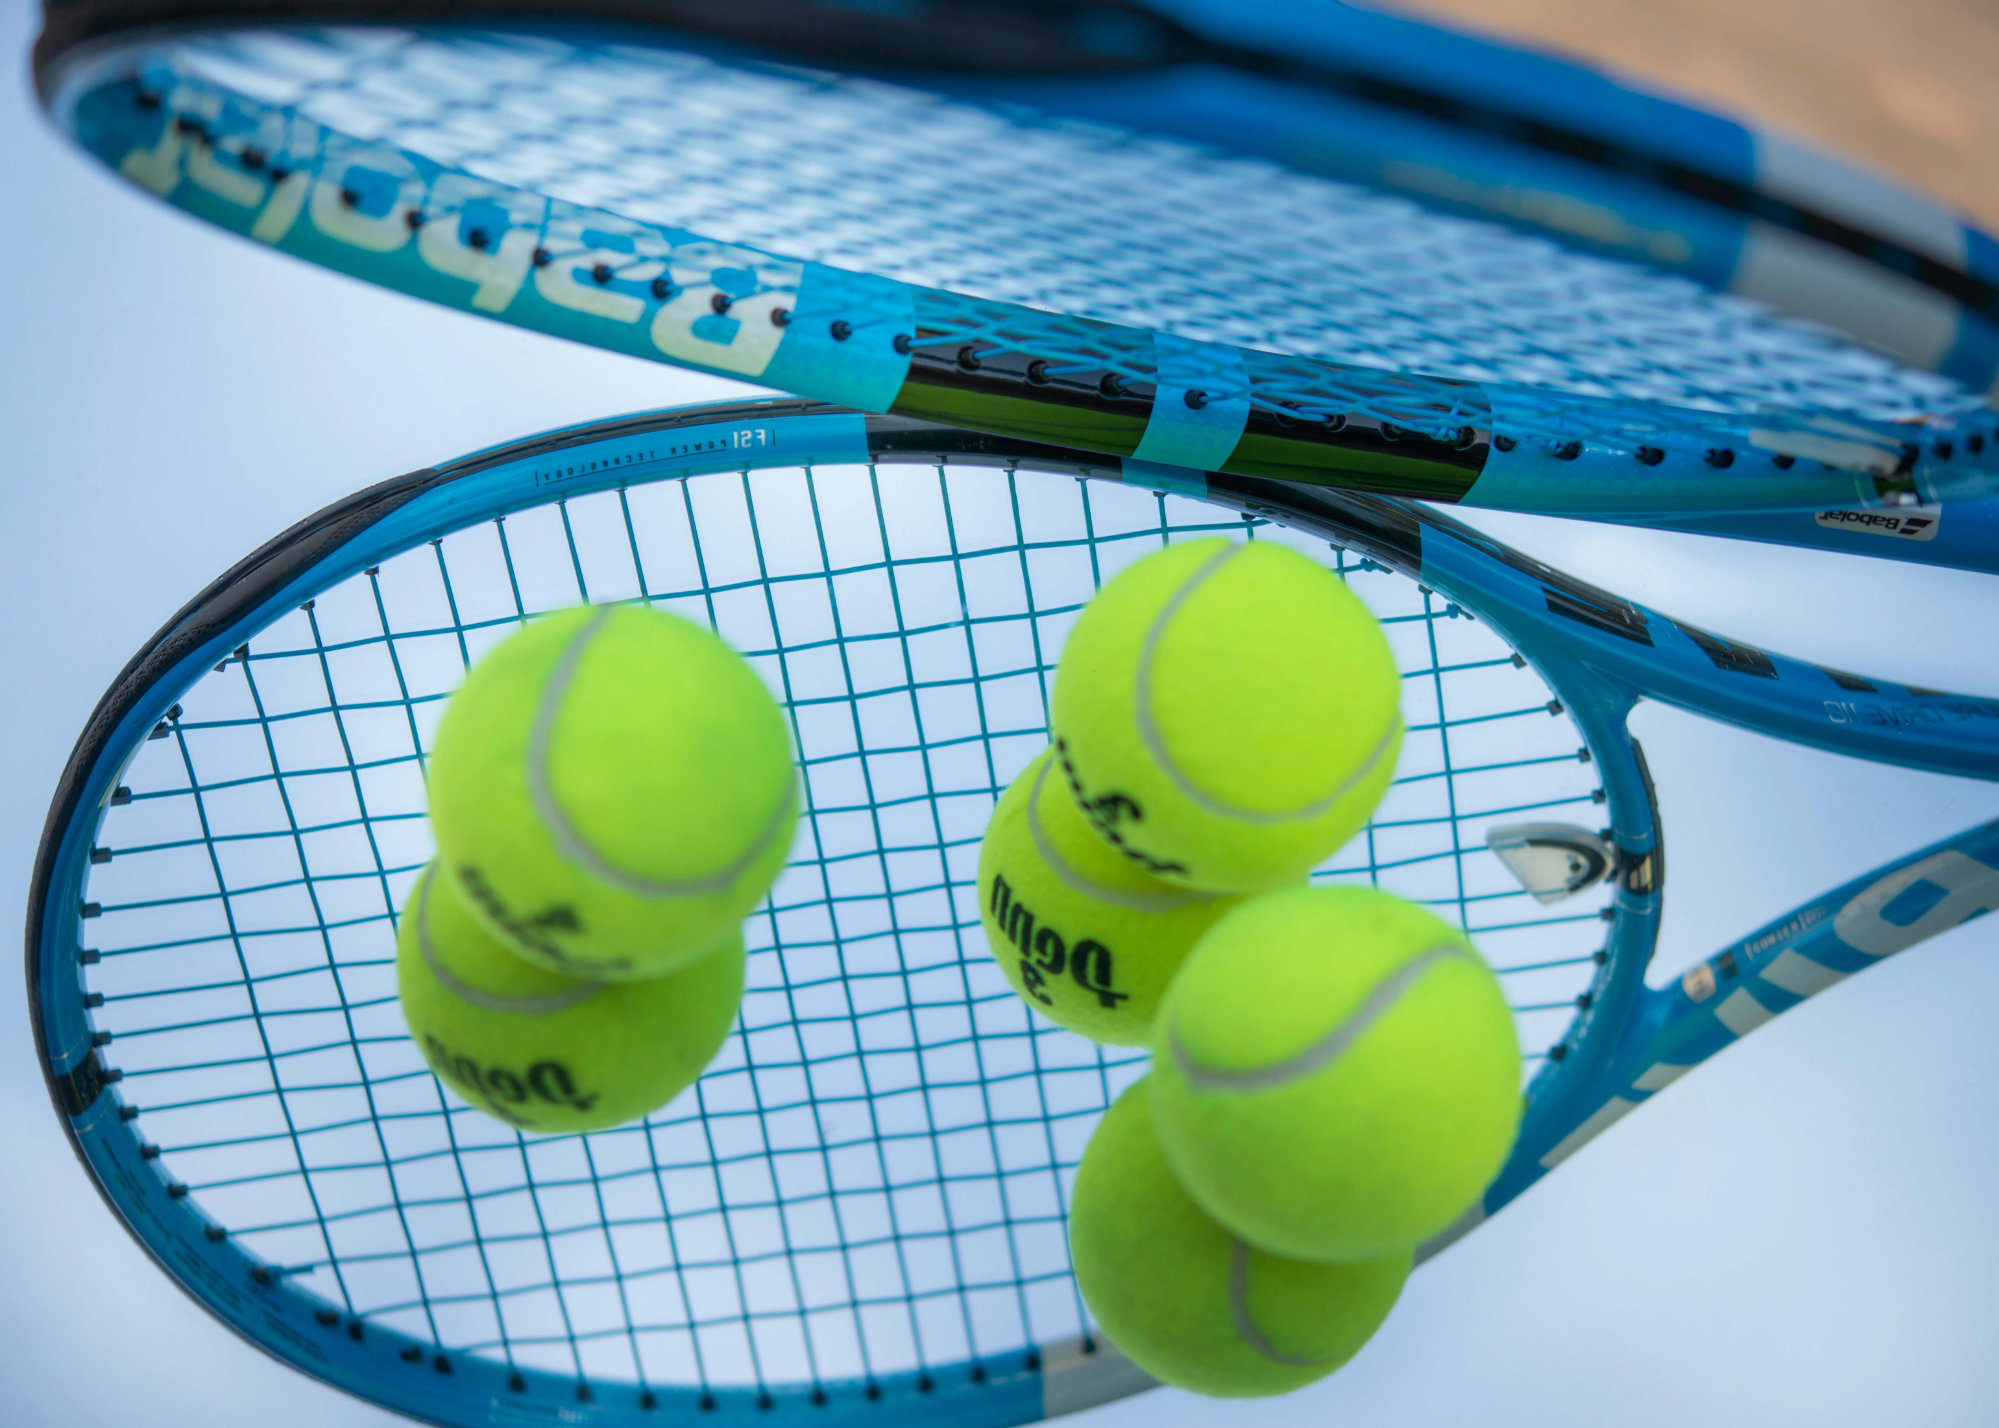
[31,399,1999,1427]
[30,0,1999,565]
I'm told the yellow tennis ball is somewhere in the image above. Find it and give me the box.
[1050,538,1400,893]
[978,748,1255,1045]
[427,603,797,980]
[397,864,743,1134]
[1150,885,1520,1262]
[1069,1078,1410,1398]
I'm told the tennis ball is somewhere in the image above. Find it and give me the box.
[1150,885,1520,1262]
[978,748,1256,1045]
[1069,1078,1410,1398]
[397,864,743,1134]
[1050,538,1400,893]
[427,603,797,980]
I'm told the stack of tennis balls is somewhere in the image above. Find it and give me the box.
[397,603,798,1134]
[976,538,1521,1397]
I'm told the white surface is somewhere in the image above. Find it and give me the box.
[6,5,1999,1423]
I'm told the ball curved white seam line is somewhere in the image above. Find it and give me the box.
[1133,544,1402,826]
[1023,755,1220,914]
[1226,1240,1340,1368]
[415,872,606,1016]
[525,604,799,898]
[1166,944,1472,1092]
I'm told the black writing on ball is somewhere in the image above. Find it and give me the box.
[987,871,1128,1011]
[455,864,635,974]
[1052,737,1187,879]
[422,1033,599,1124]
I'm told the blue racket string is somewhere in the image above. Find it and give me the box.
[77,457,1608,1397]
[88,26,1982,446]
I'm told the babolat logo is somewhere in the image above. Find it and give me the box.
[421,1035,598,1121]
[1053,738,1188,879]
[987,872,1127,1010]
[454,866,619,970]
[1814,506,1940,541]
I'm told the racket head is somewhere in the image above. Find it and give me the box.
[32,399,1638,1424]
[31,1,1999,520]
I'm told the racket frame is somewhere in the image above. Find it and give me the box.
[29,400,1999,1424]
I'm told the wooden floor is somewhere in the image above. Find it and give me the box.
[1396,0,1999,229]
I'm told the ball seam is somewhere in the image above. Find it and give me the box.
[1134,543,1402,825]
[1024,756,1218,914]
[1166,943,1472,1091]
[415,873,605,1016]
[527,604,798,897]
[1227,1239,1335,1368]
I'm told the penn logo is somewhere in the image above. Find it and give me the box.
[422,1034,599,1123]
[1053,738,1188,879]
[988,872,1128,1010]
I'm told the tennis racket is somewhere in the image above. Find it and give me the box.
[31,398,1999,1427]
[29,0,1999,564]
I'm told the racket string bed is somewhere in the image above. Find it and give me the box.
[73,454,1608,1405]
[85,26,1985,454]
